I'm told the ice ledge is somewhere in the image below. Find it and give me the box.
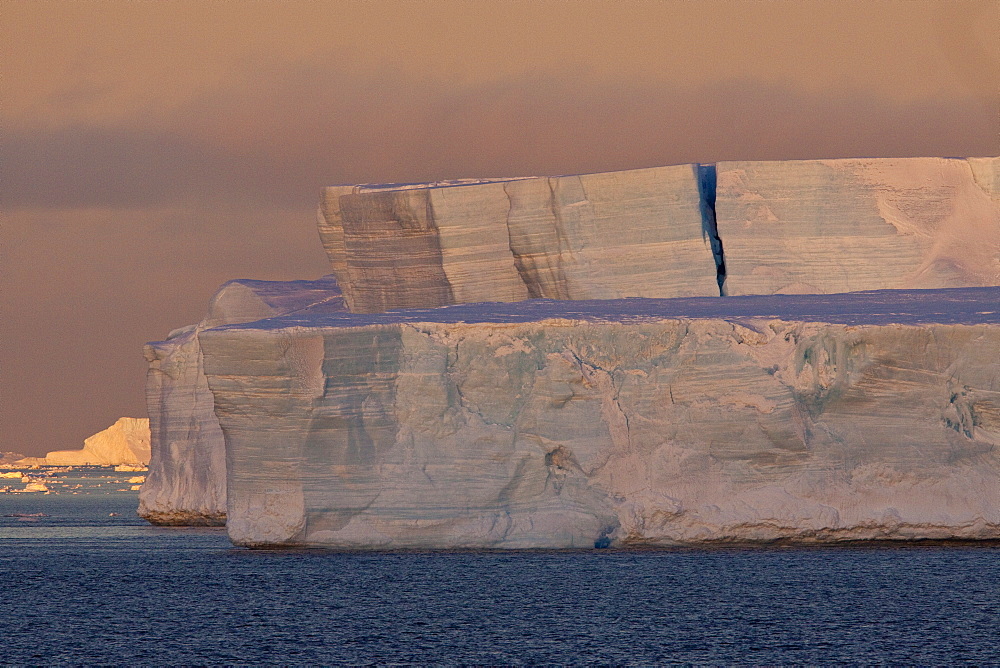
[213,286,1000,333]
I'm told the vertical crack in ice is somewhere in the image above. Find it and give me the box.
[423,189,456,306]
[565,348,633,463]
[547,177,572,299]
[696,163,727,296]
[446,333,487,425]
[503,181,542,298]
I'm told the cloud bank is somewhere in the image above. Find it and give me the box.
[6,67,997,210]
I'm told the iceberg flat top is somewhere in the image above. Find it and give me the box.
[328,177,538,193]
[213,286,1000,332]
[325,156,997,194]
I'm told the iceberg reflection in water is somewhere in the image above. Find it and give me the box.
[0,472,997,664]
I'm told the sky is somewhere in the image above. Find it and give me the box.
[3,0,999,456]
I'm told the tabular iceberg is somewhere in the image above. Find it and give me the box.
[143,155,1000,544]
[200,288,1000,548]
[319,157,998,311]
[16,417,151,467]
[138,276,344,525]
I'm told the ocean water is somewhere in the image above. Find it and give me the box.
[1,471,998,665]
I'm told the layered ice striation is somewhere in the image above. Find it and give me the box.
[318,165,722,312]
[199,288,1000,548]
[319,157,999,308]
[139,276,344,526]
[716,157,1000,295]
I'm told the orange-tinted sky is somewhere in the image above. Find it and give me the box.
[3,0,999,455]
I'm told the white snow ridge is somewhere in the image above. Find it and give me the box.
[144,156,1000,549]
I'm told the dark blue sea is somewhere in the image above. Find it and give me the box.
[1,469,998,665]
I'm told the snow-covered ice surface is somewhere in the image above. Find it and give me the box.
[139,276,344,526]
[230,286,1000,330]
[200,287,1000,548]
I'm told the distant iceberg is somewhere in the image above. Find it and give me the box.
[17,417,150,467]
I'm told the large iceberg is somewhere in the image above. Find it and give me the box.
[143,155,1000,545]
[138,277,344,525]
[319,157,998,309]
[200,288,1000,548]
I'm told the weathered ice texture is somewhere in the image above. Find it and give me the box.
[318,165,720,312]
[139,276,344,526]
[19,417,151,467]
[503,166,722,300]
[200,287,1000,549]
[716,157,1000,295]
[318,179,533,313]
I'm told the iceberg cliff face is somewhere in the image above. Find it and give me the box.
[200,288,1000,548]
[318,165,721,312]
[715,157,1000,295]
[319,158,999,311]
[138,277,344,526]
